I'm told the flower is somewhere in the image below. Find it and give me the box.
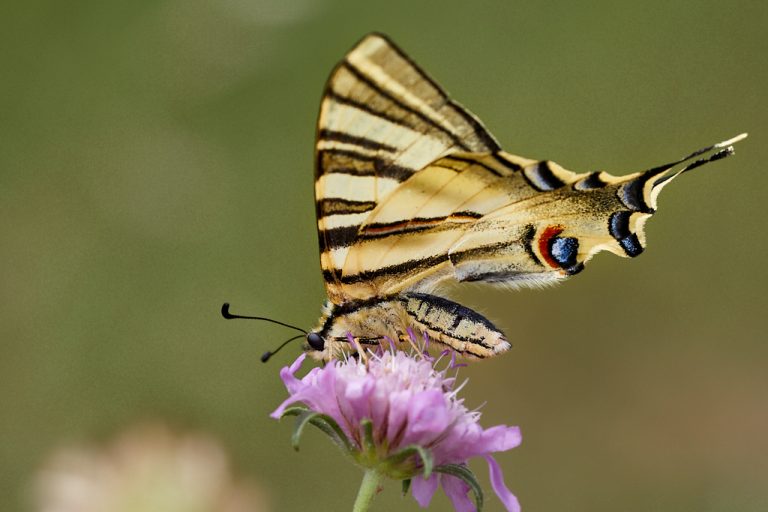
[272,349,522,512]
[34,424,270,512]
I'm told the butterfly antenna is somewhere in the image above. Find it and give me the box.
[220,302,307,334]
[261,334,304,363]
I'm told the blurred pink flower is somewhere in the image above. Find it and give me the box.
[272,350,522,512]
[34,424,269,512]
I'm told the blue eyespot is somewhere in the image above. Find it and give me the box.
[550,237,579,269]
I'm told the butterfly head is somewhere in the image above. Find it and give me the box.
[306,300,365,361]
[306,300,344,361]
[306,331,325,351]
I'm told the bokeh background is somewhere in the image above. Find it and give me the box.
[2,0,766,510]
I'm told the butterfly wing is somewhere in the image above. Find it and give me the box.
[447,136,744,286]
[315,33,500,304]
[339,139,743,298]
[338,152,532,298]
[315,33,745,302]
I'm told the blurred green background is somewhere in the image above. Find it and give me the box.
[1,0,766,510]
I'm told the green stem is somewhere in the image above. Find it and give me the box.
[352,469,383,512]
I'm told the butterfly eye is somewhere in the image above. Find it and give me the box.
[549,236,579,269]
[306,332,325,351]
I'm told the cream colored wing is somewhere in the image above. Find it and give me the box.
[338,135,745,299]
[338,152,531,298]
[314,33,500,304]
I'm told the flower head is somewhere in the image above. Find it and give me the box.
[272,349,522,512]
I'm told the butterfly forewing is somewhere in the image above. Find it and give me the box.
[315,33,499,303]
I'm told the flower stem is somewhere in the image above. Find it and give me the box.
[352,469,382,512]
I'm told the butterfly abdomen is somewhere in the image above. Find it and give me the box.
[308,293,509,361]
[400,293,510,359]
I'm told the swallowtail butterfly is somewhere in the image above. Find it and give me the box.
[281,33,745,361]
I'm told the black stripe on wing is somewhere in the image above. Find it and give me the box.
[522,161,566,191]
[370,32,501,152]
[322,90,419,135]
[443,154,504,177]
[318,198,377,217]
[608,211,644,257]
[573,171,608,191]
[320,225,362,250]
[358,211,483,240]
[317,149,414,181]
[317,129,398,152]
[339,254,449,284]
[340,60,473,152]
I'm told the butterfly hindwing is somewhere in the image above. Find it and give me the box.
[449,138,744,285]
[339,145,743,297]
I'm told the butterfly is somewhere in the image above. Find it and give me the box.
[290,33,745,362]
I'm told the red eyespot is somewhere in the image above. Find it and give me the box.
[538,225,564,269]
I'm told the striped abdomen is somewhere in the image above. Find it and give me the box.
[310,293,510,361]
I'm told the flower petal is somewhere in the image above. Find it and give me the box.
[288,352,306,374]
[386,390,411,445]
[279,353,306,394]
[270,394,302,419]
[270,356,349,434]
[479,425,522,453]
[402,389,451,445]
[441,474,476,512]
[484,455,520,512]
[449,425,521,460]
[343,375,375,423]
[411,474,439,508]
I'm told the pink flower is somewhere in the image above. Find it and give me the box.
[272,350,522,512]
[34,424,270,512]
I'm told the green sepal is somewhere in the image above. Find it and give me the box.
[383,445,434,478]
[435,463,484,511]
[401,478,412,496]
[279,405,309,418]
[281,407,352,454]
[360,418,376,458]
[290,410,316,452]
